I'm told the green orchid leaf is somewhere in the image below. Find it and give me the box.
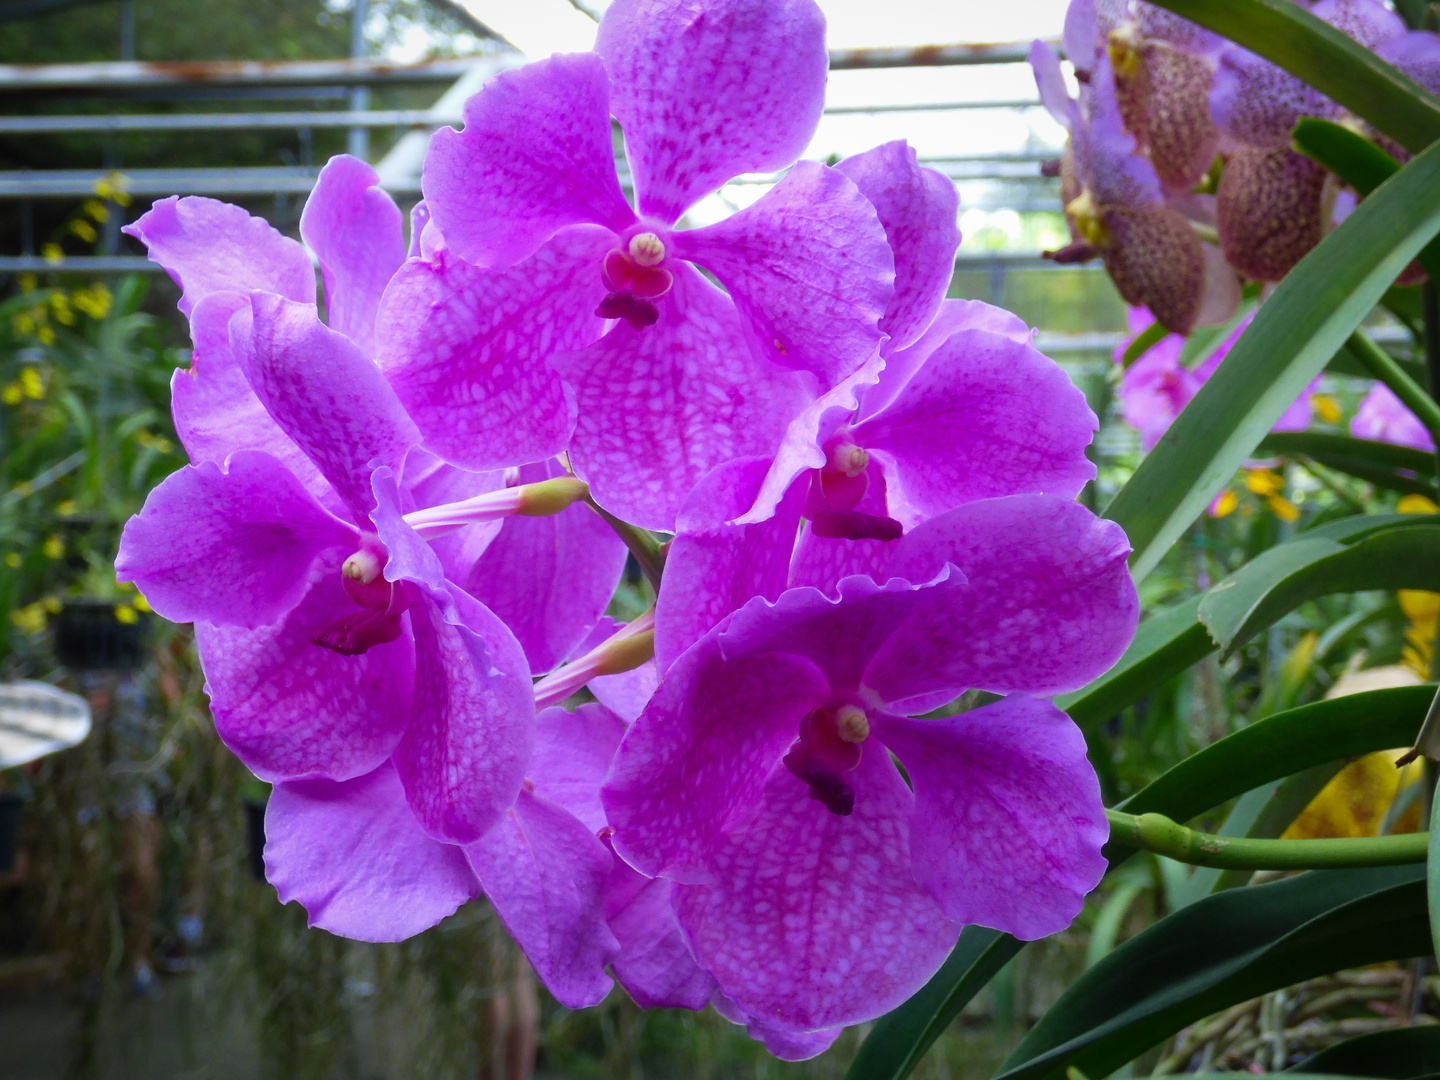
[1261,432,1438,499]
[1148,0,1440,152]
[1102,101,1440,582]
[1290,1024,1440,1077]
[1056,595,1212,732]
[1198,519,1440,656]
[842,927,1021,1080]
[994,865,1429,1080]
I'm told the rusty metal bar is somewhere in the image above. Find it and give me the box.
[0,56,482,93]
[827,41,1044,69]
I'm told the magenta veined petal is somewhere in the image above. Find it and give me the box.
[874,696,1108,940]
[123,194,314,317]
[595,0,828,224]
[299,153,407,359]
[422,51,636,269]
[265,761,479,942]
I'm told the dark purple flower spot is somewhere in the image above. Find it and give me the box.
[782,745,855,816]
[312,607,405,656]
[596,289,660,330]
[809,509,904,542]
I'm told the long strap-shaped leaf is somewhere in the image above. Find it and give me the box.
[1104,135,1440,581]
[1148,0,1440,152]
[993,865,1429,1080]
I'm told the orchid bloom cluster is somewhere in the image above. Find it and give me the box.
[112,0,1139,1058]
[1032,0,1440,335]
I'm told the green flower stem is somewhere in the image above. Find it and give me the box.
[584,497,666,589]
[1105,808,1428,870]
[1120,319,1170,369]
[1346,329,1440,451]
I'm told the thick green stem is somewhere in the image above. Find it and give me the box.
[1105,808,1428,869]
[1347,329,1440,450]
[584,497,666,589]
[1120,319,1170,369]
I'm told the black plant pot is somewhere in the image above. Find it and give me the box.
[244,799,267,881]
[53,600,149,671]
[0,793,24,875]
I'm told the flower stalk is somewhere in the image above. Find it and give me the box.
[1106,808,1428,869]
[584,496,667,589]
[532,609,656,710]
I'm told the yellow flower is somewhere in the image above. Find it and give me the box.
[114,603,138,625]
[41,243,63,265]
[1399,493,1440,515]
[94,172,132,207]
[10,602,46,634]
[71,283,112,320]
[1,384,22,407]
[3,553,19,568]
[20,367,44,400]
[42,535,64,560]
[1245,468,1284,496]
[13,311,34,335]
[1209,489,1238,518]
[48,292,75,326]
[42,596,61,614]
[83,199,108,223]
[55,499,77,516]
[17,273,37,293]
[132,593,152,614]
[1310,393,1343,424]
[1283,750,1425,839]
[68,219,97,243]
[36,325,54,345]
[1266,494,1301,523]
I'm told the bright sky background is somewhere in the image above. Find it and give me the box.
[427,0,1073,242]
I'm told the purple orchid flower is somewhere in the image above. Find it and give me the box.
[603,497,1138,1040]
[379,0,898,531]
[653,295,1101,670]
[1352,383,1436,452]
[1209,0,1440,281]
[1032,40,1239,334]
[1115,307,1315,451]
[115,156,626,858]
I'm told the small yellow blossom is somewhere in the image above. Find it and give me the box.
[1209,489,1238,518]
[17,273,37,293]
[1266,494,1301,523]
[42,535,64,560]
[14,311,34,336]
[36,324,54,345]
[2,384,22,407]
[55,500,77,516]
[132,593,151,614]
[94,172,132,207]
[41,243,63,265]
[114,603,139,625]
[1399,493,1439,515]
[48,292,75,326]
[68,219,97,243]
[83,199,108,222]
[3,553,20,568]
[20,367,44,400]
[1310,393,1343,424]
[71,283,111,320]
[1245,468,1285,496]
[10,603,46,634]
[42,596,61,614]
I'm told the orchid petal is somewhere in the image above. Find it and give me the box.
[531,703,627,834]
[377,228,614,472]
[233,293,418,525]
[676,161,893,388]
[595,0,827,224]
[299,154,406,358]
[673,742,958,1031]
[874,696,1108,940]
[116,450,355,629]
[422,52,635,268]
[655,457,805,672]
[196,555,414,782]
[603,641,831,883]
[265,761,479,942]
[123,195,313,317]
[605,848,717,1010]
[556,262,808,531]
[467,790,618,1009]
[838,141,959,353]
[851,327,1098,521]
